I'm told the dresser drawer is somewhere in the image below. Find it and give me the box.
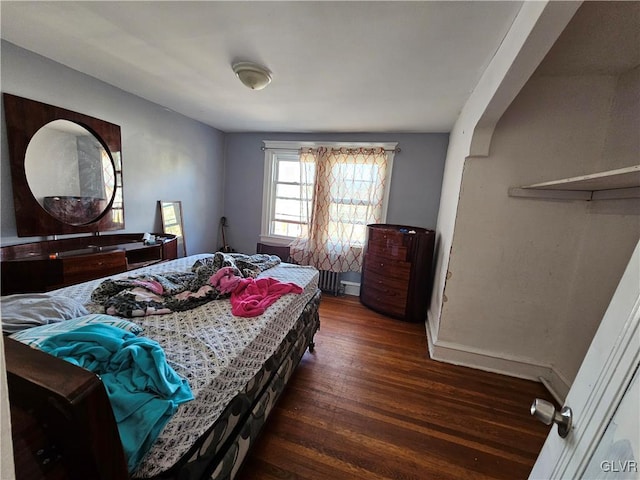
[368,227,404,245]
[362,260,410,319]
[366,241,408,260]
[363,267,409,294]
[364,254,411,281]
[62,251,127,284]
[367,229,408,258]
[360,287,407,318]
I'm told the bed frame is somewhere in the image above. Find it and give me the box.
[6,289,321,480]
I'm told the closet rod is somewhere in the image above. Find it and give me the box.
[261,145,401,153]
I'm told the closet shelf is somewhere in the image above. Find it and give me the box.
[508,165,640,201]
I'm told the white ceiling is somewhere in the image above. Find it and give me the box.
[0,1,525,133]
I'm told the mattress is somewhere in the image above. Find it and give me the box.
[50,254,319,477]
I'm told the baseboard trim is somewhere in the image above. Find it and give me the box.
[426,313,570,404]
[340,280,360,296]
[539,368,571,404]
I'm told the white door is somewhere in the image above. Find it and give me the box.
[530,240,640,479]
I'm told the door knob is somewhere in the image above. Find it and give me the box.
[530,398,572,438]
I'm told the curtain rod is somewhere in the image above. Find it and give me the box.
[261,145,401,153]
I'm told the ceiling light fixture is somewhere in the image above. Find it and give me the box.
[232,62,272,91]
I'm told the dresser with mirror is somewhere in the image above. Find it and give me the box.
[1,94,177,295]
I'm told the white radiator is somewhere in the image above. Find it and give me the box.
[318,270,341,296]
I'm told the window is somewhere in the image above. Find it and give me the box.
[261,141,396,259]
[326,160,384,247]
[261,147,315,244]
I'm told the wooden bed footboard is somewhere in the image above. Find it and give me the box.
[5,337,129,480]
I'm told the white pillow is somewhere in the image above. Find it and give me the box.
[1,293,89,334]
[10,313,143,349]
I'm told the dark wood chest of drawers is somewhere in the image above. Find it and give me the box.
[360,224,435,322]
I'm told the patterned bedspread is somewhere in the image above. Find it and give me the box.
[90,253,282,317]
[50,254,319,477]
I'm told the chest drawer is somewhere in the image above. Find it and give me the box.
[366,228,415,260]
[366,241,408,260]
[360,287,407,318]
[368,227,404,245]
[62,251,127,284]
[363,267,409,294]
[364,253,411,280]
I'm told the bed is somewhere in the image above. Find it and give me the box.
[4,253,321,480]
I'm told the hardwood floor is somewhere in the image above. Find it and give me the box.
[236,295,556,480]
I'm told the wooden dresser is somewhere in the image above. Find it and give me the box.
[360,224,435,322]
[0,233,177,295]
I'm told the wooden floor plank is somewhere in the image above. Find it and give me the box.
[236,295,554,480]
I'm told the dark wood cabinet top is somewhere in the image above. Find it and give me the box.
[1,233,177,295]
[0,233,173,261]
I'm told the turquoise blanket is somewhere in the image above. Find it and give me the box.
[38,323,194,472]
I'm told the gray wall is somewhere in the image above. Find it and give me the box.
[223,132,449,257]
[1,41,225,255]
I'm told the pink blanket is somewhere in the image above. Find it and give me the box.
[230,277,303,317]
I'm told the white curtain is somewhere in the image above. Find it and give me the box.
[289,146,389,272]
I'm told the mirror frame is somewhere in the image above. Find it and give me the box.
[159,200,187,257]
[3,93,125,237]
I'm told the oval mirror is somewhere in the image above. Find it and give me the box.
[24,119,116,225]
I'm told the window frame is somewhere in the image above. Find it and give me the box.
[260,140,397,246]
